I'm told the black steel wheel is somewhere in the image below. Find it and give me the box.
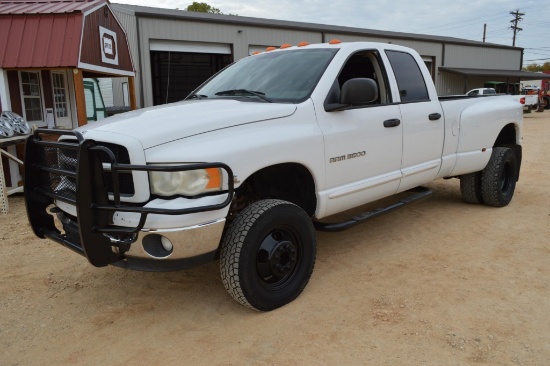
[481,147,517,207]
[220,199,316,311]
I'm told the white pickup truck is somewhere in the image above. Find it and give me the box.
[25,41,522,311]
[467,87,539,112]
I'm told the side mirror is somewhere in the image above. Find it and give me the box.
[341,78,378,105]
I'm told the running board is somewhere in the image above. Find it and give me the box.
[314,187,432,232]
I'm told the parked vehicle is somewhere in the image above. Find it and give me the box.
[467,88,497,96]
[513,93,539,113]
[467,87,538,112]
[25,41,523,311]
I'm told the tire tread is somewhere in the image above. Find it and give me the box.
[460,172,483,204]
[481,147,516,207]
[220,199,310,310]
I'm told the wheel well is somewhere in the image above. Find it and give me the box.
[493,123,522,182]
[494,123,517,147]
[230,163,317,218]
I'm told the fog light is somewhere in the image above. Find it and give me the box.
[161,236,173,252]
[142,234,174,258]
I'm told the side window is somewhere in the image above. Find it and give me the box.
[325,50,392,108]
[385,50,429,102]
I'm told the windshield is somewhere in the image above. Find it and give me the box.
[191,48,339,103]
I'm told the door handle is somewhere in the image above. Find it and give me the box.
[429,113,442,121]
[383,119,401,128]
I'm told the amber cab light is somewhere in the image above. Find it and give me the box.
[329,39,342,44]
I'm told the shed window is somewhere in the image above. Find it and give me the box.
[20,71,44,122]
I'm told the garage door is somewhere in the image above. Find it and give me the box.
[150,41,232,105]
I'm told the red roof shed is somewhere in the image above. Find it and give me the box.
[0,0,134,75]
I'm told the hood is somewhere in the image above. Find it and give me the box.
[76,99,297,149]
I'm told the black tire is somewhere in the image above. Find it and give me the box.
[544,97,550,110]
[220,199,316,311]
[481,147,517,207]
[460,172,483,204]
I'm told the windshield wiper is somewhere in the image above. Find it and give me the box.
[215,89,272,103]
[187,93,208,100]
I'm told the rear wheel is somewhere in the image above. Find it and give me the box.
[460,172,483,204]
[220,199,316,311]
[481,147,517,207]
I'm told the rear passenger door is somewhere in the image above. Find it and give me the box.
[385,50,444,192]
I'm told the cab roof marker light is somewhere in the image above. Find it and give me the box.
[297,41,310,47]
[265,46,277,51]
[280,43,292,49]
[252,51,261,55]
[329,39,342,44]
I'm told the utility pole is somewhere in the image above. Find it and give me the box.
[483,23,486,42]
[510,9,524,46]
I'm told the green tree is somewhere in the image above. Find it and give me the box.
[523,62,550,72]
[185,2,222,14]
[523,63,542,72]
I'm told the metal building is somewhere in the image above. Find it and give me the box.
[111,3,543,108]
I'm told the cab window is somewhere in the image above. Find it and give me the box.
[324,50,392,109]
[385,50,429,102]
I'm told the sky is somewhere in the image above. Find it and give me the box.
[114,0,550,66]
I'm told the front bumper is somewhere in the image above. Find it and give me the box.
[56,209,226,271]
[24,129,234,270]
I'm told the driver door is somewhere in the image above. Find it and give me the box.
[315,50,403,217]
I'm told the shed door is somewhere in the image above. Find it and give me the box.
[51,71,72,128]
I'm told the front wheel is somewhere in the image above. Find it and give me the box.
[220,199,316,311]
[481,147,517,207]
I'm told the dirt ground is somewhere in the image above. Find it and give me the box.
[1,112,549,365]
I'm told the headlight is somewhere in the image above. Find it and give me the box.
[149,167,222,196]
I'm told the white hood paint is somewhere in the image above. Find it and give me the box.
[76,99,297,149]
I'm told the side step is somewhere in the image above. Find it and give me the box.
[313,187,432,232]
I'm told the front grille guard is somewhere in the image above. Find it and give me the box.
[24,129,234,267]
